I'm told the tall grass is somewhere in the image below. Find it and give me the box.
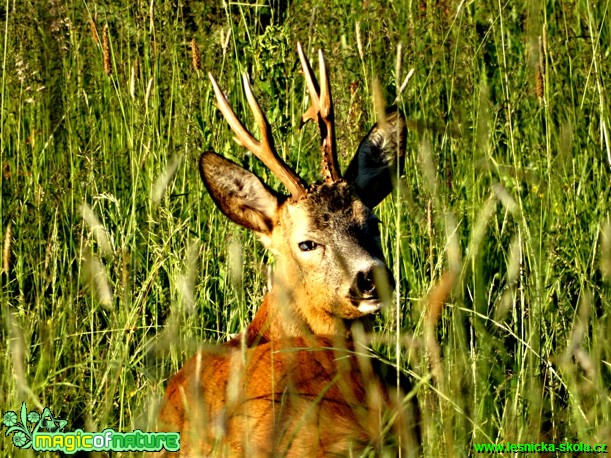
[1,0,610,456]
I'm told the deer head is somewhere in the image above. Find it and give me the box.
[200,44,406,341]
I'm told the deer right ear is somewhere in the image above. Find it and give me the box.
[344,107,407,209]
[199,152,280,235]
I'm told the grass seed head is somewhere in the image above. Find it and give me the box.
[536,64,544,102]
[191,38,201,71]
[90,19,99,44]
[2,222,11,276]
[103,24,111,75]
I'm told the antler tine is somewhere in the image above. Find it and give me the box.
[318,50,332,119]
[298,43,320,122]
[297,43,341,183]
[208,72,306,198]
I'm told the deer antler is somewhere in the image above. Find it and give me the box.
[297,43,341,184]
[209,72,307,199]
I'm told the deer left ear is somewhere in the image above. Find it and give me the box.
[199,152,280,235]
[344,107,406,209]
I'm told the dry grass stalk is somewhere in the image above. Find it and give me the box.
[90,19,99,44]
[355,21,364,61]
[536,65,544,101]
[130,58,139,99]
[424,270,457,458]
[103,24,111,75]
[79,203,113,257]
[427,199,434,275]
[82,247,113,308]
[536,34,546,103]
[3,222,11,275]
[602,220,611,281]
[191,38,201,71]
[425,270,456,381]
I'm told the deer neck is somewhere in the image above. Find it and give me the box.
[242,285,349,347]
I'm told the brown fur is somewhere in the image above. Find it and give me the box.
[158,336,420,457]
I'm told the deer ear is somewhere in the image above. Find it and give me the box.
[199,152,280,235]
[344,107,406,208]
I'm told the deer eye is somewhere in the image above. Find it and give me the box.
[298,241,318,252]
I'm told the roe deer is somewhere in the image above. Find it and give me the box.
[157,44,420,456]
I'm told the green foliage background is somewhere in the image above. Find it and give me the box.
[1,0,610,455]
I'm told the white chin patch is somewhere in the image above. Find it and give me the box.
[357,300,383,314]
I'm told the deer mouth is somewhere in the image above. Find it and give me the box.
[348,296,383,314]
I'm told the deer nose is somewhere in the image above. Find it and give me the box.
[355,269,376,296]
[351,264,394,299]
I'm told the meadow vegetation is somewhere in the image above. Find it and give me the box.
[1,0,610,455]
